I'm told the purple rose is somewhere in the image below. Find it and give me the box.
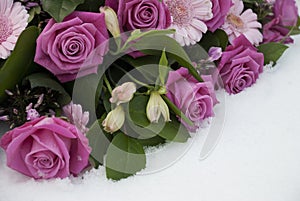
[263,17,294,44]
[273,0,298,26]
[0,117,91,179]
[34,11,109,83]
[218,35,264,94]
[166,67,218,132]
[106,0,171,31]
[205,0,232,32]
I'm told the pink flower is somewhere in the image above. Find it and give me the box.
[106,0,171,31]
[166,67,218,132]
[0,117,91,179]
[262,0,298,44]
[165,0,213,46]
[221,0,263,45]
[0,0,29,59]
[34,11,109,83]
[110,82,136,105]
[63,103,89,135]
[263,17,293,44]
[218,35,264,94]
[273,0,298,27]
[205,0,233,32]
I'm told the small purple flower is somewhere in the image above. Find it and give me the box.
[63,102,89,134]
[208,47,222,61]
[26,109,40,121]
[0,115,9,121]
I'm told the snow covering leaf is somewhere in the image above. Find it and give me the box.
[106,132,146,180]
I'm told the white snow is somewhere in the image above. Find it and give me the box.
[1,8,300,201]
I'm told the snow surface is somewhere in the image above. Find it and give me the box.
[1,9,300,201]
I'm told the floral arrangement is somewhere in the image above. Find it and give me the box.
[0,0,299,181]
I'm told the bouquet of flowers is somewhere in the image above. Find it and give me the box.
[0,0,299,181]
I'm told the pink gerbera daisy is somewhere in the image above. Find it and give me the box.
[165,0,213,46]
[221,0,263,45]
[0,0,29,59]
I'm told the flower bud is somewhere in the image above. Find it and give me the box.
[110,82,136,105]
[26,109,40,121]
[208,47,222,62]
[102,105,125,133]
[100,6,120,38]
[146,91,170,123]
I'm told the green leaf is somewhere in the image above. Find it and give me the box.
[127,95,190,143]
[28,6,41,23]
[288,16,300,35]
[124,29,176,49]
[132,35,203,82]
[41,0,84,22]
[106,132,146,180]
[157,116,190,143]
[86,119,113,166]
[199,29,229,51]
[0,26,39,103]
[128,95,150,127]
[76,0,104,12]
[162,95,194,127]
[72,73,103,123]
[122,55,160,83]
[257,42,289,65]
[24,73,71,106]
[158,49,169,86]
[137,135,165,147]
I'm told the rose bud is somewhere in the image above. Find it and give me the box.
[102,105,125,133]
[109,82,136,105]
[146,91,170,123]
[100,6,121,38]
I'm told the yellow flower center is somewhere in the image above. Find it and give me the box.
[227,14,244,28]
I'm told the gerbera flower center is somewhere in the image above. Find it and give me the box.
[0,15,13,43]
[227,14,244,28]
[165,0,192,26]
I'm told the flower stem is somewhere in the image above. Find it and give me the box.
[162,95,194,126]
[113,63,152,88]
[103,75,113,95]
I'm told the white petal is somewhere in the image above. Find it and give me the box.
[0,45,11,59]
[1,41,14,50]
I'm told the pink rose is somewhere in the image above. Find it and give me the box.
[34,12,109,83]
[273,0,298,26]
[166,67,218,132]
[106,0,171,32]
[0,117,91,179]
[263,17,294,44]
[205,0,232,32]
[218,35,264,94]
[262,0,298,44]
